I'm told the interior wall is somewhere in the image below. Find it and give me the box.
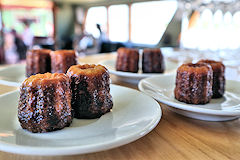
[55,3,75,49]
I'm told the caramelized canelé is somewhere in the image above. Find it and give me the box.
[67,64,113,119]
[18,73,73,133]
[197,60,225,98]
[116,47,139,73]
[50,50,77,73]
[26,49,51,77]
[174,63,213,104]
[142,48,165,73]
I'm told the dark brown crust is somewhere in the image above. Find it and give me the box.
[18,73,73,133]
[142,48,165,73]
[197,60,225,98]
[50,50,77,73]
[26,49,51,77]
[174,63,213,104]
[116,47,139,73]
[67,64,113,119]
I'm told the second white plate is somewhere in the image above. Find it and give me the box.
[138,74,240,121]
[100,59,178,83]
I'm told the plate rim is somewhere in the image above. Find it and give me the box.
[0,84,161,156]
[0,64,25,72]
[0,64,26,87]
[138,75,240,116]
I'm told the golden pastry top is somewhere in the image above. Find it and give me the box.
[143,48,161,54]
[117,47,139,55]
[177,63,212,74]
[67,64,108,77]
[51,50,76,56]
[27,49,52,56]
[23,73,69,87]
[197,59,225,71]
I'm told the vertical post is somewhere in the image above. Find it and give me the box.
[0,0,4,63]
[128,3,131,42]
[52,2,57,50]
[106,5,109,39]
[82,8,88,32]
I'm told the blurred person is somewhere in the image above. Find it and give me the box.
[73,23,84,51]
[4,30,19,64]
[11,29,27,60]
[21,20,34,49]
[96,23,107,41]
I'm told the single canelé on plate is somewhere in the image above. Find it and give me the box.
[18,73,73,133]
[67,64,113,119]
[142,48,165,73]
[197,60,225,98]
[116,47,139,73]
[50,50,77,73]
[174,63,213,104]
[26,49,52,77]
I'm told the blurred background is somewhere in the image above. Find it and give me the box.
[0,0,240,64]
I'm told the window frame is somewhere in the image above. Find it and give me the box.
[84,1,177,46]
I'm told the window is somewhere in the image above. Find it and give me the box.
[181,9,240,50]
[2,8,54,37]
[232,11,240,49]
[85,6,107,38]
[108,5,129,42]
[131,1,177,45]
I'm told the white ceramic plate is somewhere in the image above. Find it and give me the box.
[100,59,178,83]
[0,84,161,156]
[0,64,26,87]
[138,74,240,121]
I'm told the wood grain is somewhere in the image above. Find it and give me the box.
[0,53,240,160]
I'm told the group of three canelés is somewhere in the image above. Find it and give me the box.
[19,47,166,133]
[19,49,113,133]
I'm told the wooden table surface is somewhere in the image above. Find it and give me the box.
[0,53,240,160]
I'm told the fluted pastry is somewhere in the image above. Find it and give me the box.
[18,73,72,133]
[142,48,165,73]
[26,49,51,77]
[67,64,113,119]
[197,60,225,98]
[174,63,213,104]
[116,47,139,73]
[50,50,77,73]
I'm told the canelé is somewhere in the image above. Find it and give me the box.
[50,50,77,73]
[197,60,225,98]
[67,64,113,119]
[142,48,165,73]
[174,63,213,104]
[116,48,139,73]
[26,49,51,77]
[18,73,73,133]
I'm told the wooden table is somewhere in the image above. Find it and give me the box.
[0,53,240,160]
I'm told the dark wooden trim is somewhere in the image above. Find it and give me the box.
[82,8,88,32]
